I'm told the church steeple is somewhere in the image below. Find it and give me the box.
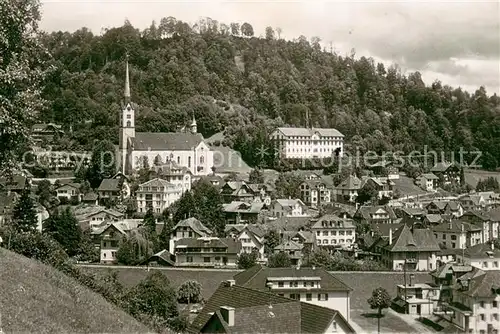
[124,54,131,102]
[190,113,197,134]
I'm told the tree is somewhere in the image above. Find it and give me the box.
[230,22,240,35]
[143,207,156,239]
[249,168,264,184]
[308,248,333,268]
[238,250,258,269]
[43,207,82,257]
[241,22,254,37]
[265,26,275,40]
[36,179,56,209]
[367,287,392,334]
[173,191,196,223]
[274,173,302,199]
[268,252,291,268]
[263,229,280,255]
[357,182,378,204]
[12,186,38,232]
[176,280,202,304]
[157,218,173,252]
[86,140,117,189]
[124,271,178,320]
[0,0,48,172]
[76,228,99,262]
[191,179,226,236]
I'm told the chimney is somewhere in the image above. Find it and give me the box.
[389,228,393,245]
[226,279,236,287]
[220,306,235,327]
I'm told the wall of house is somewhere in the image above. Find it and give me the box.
[273,135,344,160]
[136,189,182,213]
[458,256,500,271]
[313,227,356,247]
[277,291,350,323]
[390,252,437,271]
[175,252,238,268]
[471,296,500,333]
[434,231,467,249]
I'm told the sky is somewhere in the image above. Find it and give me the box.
[40,0,500,95]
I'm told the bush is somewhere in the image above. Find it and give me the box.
[237,251,258,269]
[177,280,202,304]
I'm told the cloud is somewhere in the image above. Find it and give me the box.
[39,0,500,94]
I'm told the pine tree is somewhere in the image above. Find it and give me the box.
[12,186,38,232]
[43,207,82,257]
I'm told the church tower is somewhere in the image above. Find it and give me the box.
[119,55,135,174]
[190,114,197,134]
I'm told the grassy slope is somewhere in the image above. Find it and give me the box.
[464,169,500,188]
[0,249,149,333]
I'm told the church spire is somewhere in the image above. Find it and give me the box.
[124,54,131,102]
[190,113,197,134]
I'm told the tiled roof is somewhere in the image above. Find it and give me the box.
[151,160,191,175]
[275,240,303,251]
[275,199,305,208]
[421,173,439,180]
[336,175,362,190]
[225,224,246,234]
[488,207,500,221]
[384,225,440,252]
[223,201,264,214]
[138,178,175,188]
[82,192,98,201]
[55,182,80,190]
[264,216,313,232]
[190,282,353,334]
[233,265,352,292]
[311,214,355,229]
[455,269,500,298]
[245,224,265,238]
[431,220,481,233]
[97,179,121,192]
[426,201,448,211]
[175,237,242,253]
[355,205,397,221]
[446,201,462,211]
[424,214,444,224]
[430,262,472,279]
[173,217,212,236]
[132,132,205,151]
[462,243,500,258]
[430,162,454,172]
[275,127,344,138]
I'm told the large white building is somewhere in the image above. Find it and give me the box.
[270,127,344,160]
[136,178,187,213]
[119,59,213,176]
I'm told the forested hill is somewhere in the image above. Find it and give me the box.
[39,18,500,170]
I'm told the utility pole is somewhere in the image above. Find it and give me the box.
[403,256,407,314]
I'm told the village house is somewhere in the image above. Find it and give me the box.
[361,177,395,199]
[311,214,356,249]
[232,265,353,322]
[430,162,463,185]
[423,214,446,226]
[274,240,304,266]
[459,194,487,212]
[419,173,439,192]
[97,179,124,204]
[429,262,473,304]
[432,220,483,250]
[169,217,212,254]
[91,219,141,263]
[425,201,464,217]
[270,127,344,160]
[375,224,441,271]
[222,201,264,224]
[31,123,64,144]
[150,160,192,190]
[74,206,124,230]
[173,237,241,268]
[299,179,333,208]
[81,192,99,205]
[224,224,266,260]
[445,269,500,333]
[54,182,81,203]
[136,178,186,213]
[219,181,255,203]
[269,199,308,218]
[247,183,273,206]
[461,210,499,243]
[456,243,500,271]
[335,175,362,203]
[189,280,356,334]
[354,205,398,225]
[282,230,316,258]
[393,281,441,316]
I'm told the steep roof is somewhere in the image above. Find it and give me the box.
[421,173,439,180]
[82,192,98,201]
[275,199,305,209]
[97,179,121,192]
[488,207,500,222]
[274,240,303,251]
[132,132,205,151]
[311,214,355,229]
[173,217,212,236]
[190,282,353,333]
[462,243,500,259]
[431,162,457,172]
[431,220,481,233]
[424,214,444,224]
[233,265,352,292]
[336,175,362,190]
[455,269,500,298]
[275,127,344,138]
[223,201,264,214]
[355,205,397,221]
[264,216,313,232]
[138,178,175,188]
[385,225,440,252]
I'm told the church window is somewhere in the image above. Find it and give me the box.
[126,121,131,127]
[188,156,192,167]
[200,156,204,164]
[126,114,131,119]
[177,156,180,164]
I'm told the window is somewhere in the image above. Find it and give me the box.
[494,261,499,268]
[278,293,284,297]
[126,114,131,119]
[480,301,485,308]
[492,314,499,321]
[289,294,300,300]
[451,235,457,240]
[493,301,498,308]
[278,282,284,287]
[323,231,328,236]
[188,156,192,167]
[290,281,298,287]
[112,252,116,258]
[479,314,485,321]
[126,120,131,127]
[187,256,193,263]
[306,293,312,301]
[203,257,211,263]
[316,231,320,236]
[482,262,488,268]
[200,156,204,164]
[443,235,446,239]
[318,293,328,301]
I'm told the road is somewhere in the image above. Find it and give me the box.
[75,264,429,274]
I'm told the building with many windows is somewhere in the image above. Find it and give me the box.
[311,214,356,248]
[432,220,483,250]
[270,127,344,160]
[136,178,188,213]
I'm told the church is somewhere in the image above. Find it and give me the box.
[119,59,214,176]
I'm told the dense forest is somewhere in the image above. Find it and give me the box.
[38,17,500,170]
